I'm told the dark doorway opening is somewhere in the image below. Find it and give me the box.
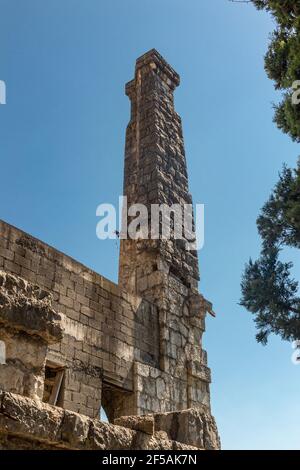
[43,361,65,407]
[101,381,134,422]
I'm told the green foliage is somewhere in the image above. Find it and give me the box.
[239,1,300,345]
[241,164,300,344]
[251,1,300,141]
[257,163,300,248]
[252,1,300,29]
[241,247,300,344]
[274,96,300,142]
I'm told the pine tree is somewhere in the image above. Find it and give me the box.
[241,164,300,344]
[239,1,300,344]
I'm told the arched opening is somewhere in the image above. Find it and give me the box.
[0,340,6,365]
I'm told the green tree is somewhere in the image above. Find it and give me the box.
[257,164,300,248]
[241,164,300,344]
[253,0,300,141]
[239,1,300,344]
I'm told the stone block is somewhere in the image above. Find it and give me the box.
[154,407,220,450]
[114,415,154,435]
[61,410,90,447]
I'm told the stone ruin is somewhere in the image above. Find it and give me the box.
[0,49,220,450]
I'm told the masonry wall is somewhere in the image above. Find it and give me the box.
[119,49,199,297]
[0,50,217,436]
[0,218,212,420]
[0,391,220,450]
[0,49,220,450]
[0,219,160,419]
[118,49,212,414]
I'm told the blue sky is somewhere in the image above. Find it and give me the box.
[0,0,299,450]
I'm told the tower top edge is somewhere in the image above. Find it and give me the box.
[125,49,180,95]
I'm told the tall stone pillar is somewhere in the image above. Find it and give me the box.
[119,50,216,417]
[119,49,199,298]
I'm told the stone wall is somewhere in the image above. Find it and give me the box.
[119,49,214,413]
[119,49,199,296]
[0,49,220,449]
[0,391,220,450]
[0,270,63,401]
[0,219,160,419]
[0,218,213,420]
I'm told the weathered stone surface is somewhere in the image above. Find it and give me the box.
[112,407,220,450]
[87,420,135,450]
[131,430,199,451]
[0,49,220,449]
[118,49,216,421]
[0,270,65,400]
[114,414,154,435]
[0,391,64,443]
[60,409,90,447]
[154,407,221,450]
[0,270,64,343]
[0,391,201,450]
[0,335,47,400]
[0,219,161,419]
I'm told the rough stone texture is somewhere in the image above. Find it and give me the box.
[119,48,215,416]
[0,219,159,419]
[0,49,220,449]
[0,391,200,450]
[154,407,221,450]
[0,271,64,401]
[0,270,64,343]
[114,414,154,435]
[113,407,220,450]
[119,49,199,292]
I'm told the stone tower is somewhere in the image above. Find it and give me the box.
[119,49,215,412]
[0,49,219,450]
[119,49,199,297]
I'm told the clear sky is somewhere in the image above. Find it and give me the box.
[0,0,299,450]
